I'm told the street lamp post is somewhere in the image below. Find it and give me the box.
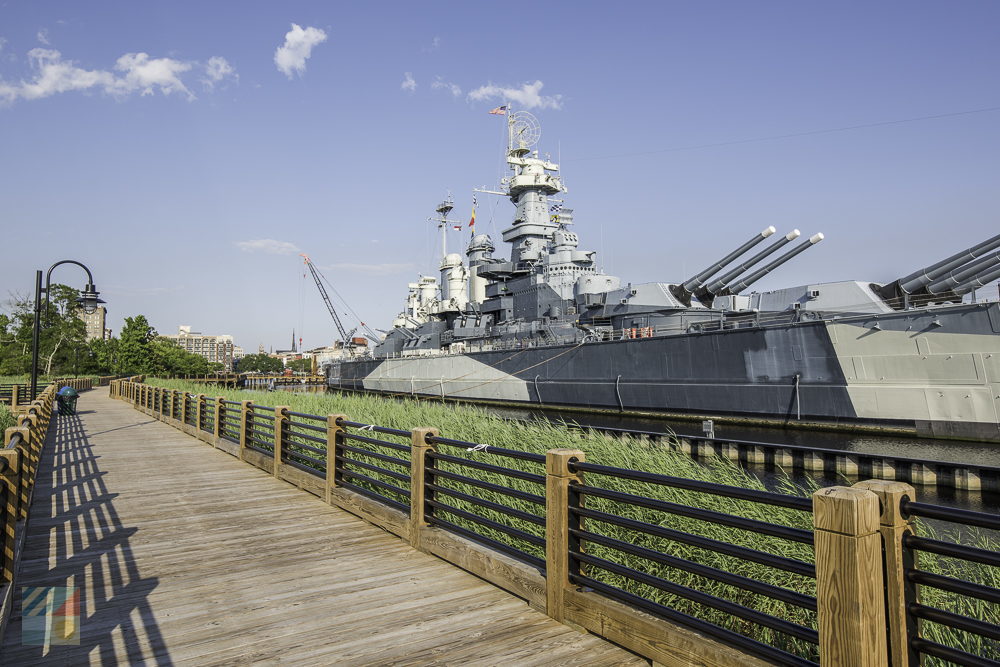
[30,260,104,399]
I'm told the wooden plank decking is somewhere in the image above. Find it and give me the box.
[1,387,642,665]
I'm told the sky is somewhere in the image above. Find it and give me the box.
[1,1,999,353]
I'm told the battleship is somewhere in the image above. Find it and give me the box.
[328,110,1000,442]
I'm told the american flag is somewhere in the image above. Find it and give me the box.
[489,105,508,115]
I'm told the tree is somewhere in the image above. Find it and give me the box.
[0,283,87,377]
[117,315,157,374]
[236,353,283,374]
[286,357,312,373]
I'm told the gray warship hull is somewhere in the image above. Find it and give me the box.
[329,302,1000,442]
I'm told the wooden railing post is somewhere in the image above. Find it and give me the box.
[273,406,289,477]
[545,448,585,623]
[409,427,439,549]
[214,396,225,442]
[196,394,206,432]
[325,414,348,503]
[239,400,252,461]
[7,426,31,520]
[812,485,888,667]
[10,385,19,409]
[853,479,918,667]
[179,391,188,427]
[0,445,20,583]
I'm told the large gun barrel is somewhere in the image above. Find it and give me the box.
[723,233,824,295]
[953,264,1000,296]
[925,250,1000,295]
[699,230,801,297]
[895,232,1000,295]
[680,226,775,293]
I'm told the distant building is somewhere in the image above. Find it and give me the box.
[77,306,109,342]
[233,346,245,363]
[162,325,237,371]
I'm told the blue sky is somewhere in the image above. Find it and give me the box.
[2,1,999,352]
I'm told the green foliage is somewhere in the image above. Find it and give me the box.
[236,353,283,374]
[116,315,157,374]
[0,404,13,432]
[286,357,312,373]
[0,283,87,376]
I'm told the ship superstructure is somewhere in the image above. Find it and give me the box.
[330,110,1000,442]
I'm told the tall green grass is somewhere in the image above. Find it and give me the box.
[145,378,998,662]
[0,404,14,433]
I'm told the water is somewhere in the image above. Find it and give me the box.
[484,405,1000,513]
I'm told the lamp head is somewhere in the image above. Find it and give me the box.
[77,283,105,314]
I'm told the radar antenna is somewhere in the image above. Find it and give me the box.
[508,111,541,153]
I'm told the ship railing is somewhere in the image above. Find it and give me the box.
[114,378,1000,667]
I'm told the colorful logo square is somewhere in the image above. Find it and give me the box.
[21,586,80,646]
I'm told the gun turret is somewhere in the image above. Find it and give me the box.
[876,232,1000,303]
[924,250,1000,295]
[953,264,1000,296]
[718,233,824,295]
[671,226,775,304]
[696,230,800,301]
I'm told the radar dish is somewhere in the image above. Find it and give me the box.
[510,111,541,150]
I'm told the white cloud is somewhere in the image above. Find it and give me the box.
[401,71,416,92]
[467,80,563,110]
[0,37,6,52]
[0,47,236,106]
[431,76,461,97]
[236,239,301,255]
[112,52,193,99]
[327,262,416,276]
[274,23,327,78]
[422,36,441,52]
[202,56,237,89]
[36,29,49,45]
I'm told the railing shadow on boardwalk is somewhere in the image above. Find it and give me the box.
[3,413,172,665]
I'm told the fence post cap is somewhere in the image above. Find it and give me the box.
[546,448,585,476]
[852,479,915,527]
[812,486,880,535]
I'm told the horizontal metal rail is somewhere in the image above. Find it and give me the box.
[573,506,816,577]
[909,637,999,667]
[571,460,813,511]
[286,410,325,422]
[426,515,546,570]
[427,498,546,549]
[426,482,546,527]
[342,432,410,454]
[901,500,1000,530]
[339,419,410,438]
[908,603,1000,642]
[572,528,817,611]
[576,484,815,545]
[427,452,546,485]
[427,435,547,464]
[904,534,1000,568]
[338,468,410,500]
[340,443,408,469]
[429,467,546,506]
[572,550,819,643]
[287,420,327,434]
[337,479,409,514]
[906,569,1000,605]
[336,454,410,484]
[569,574,817,667]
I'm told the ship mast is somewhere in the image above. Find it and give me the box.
[429,196,454,261]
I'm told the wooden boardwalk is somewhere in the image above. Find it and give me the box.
[1,388,642,665]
